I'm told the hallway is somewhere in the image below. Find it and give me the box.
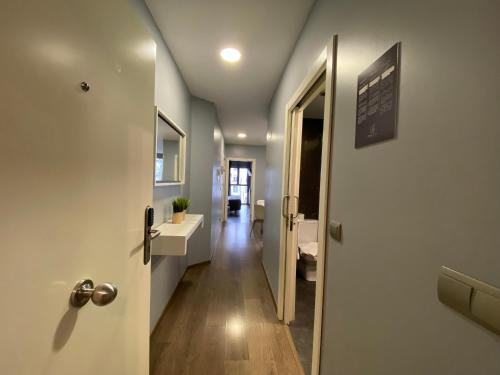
[150,210,303,375]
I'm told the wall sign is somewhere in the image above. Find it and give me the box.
[355,42,400,148]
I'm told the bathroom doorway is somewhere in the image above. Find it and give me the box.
[289,92,325,373]
[278,37,337,375]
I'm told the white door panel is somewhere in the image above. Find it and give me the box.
[0,1,155,374]
[284,109,303,323]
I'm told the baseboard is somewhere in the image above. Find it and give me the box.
[150,259,211,336]
[188,260,211,268]
[210,224,223,261]
[260,259,278,313]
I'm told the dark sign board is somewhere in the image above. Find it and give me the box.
[355,42,400,148]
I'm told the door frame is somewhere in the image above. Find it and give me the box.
[223,157,256,223]
[277,36,337,375]
[283,78,327,324]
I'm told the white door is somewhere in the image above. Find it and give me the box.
[0,1,155,374]
[283,109,303,323]
[283,78,327,324]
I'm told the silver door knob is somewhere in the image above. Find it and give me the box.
[70,279,118,308]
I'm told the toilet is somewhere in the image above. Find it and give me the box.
[297,216,318,281]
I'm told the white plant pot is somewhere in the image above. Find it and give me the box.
[172,212,184,224]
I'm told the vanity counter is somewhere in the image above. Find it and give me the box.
[151,214,204,256]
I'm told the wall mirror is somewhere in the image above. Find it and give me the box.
[154,107,186,186]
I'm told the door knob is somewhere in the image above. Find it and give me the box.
[70,279,118,308]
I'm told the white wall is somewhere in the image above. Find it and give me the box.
[264,0,500,373]
[225,144,267,202]
[130,0,191,332]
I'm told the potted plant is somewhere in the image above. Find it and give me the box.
[179,197,190,220]
[171,197,190,224]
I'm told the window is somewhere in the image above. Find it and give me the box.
[230,185,241,196]
[238,168,248,185]
[240,187,248,204]
[228,165,251,204]
[230,168,238,185]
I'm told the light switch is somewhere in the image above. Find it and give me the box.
[471,290,500,334]
[437,274,472,315]
[438,266,500,336]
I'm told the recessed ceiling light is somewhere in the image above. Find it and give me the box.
[220,48,241,63]
[237,133,247,139]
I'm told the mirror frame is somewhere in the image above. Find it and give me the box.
[154,106,186,187]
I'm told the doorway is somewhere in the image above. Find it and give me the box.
[223,157,256,223]
[278,37,337,375]
[289,91,325,373]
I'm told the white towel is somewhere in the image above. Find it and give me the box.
[299,242,318,258]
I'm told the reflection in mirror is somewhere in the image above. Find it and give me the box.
[155,108,186,186]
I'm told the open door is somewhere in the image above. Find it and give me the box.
[283,78,325,324]
[283,108,304,322]
[0,1,155,374]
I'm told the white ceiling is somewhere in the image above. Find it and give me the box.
[145,0,316,145]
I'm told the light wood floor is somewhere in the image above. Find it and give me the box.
[150,209,304,375]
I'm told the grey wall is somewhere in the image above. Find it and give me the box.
[264,0,500,374]
[162,140,180,182]
[130,0,191,332]
[211,127,225,259]
[225,144,267,202]
[131,0,225,333]
[188,97,222,265]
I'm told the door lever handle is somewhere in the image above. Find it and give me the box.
[281,195,290,219]
[150,229,161,240]
[291,195,300,219]
[70,279,118,308]
[144,206,155,265]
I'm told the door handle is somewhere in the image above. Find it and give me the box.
[281,195,290,219]
[291,195,299,219]
[144,206,155,265]
[70,279,118,308]
[150,229,161,240]
[288,196,300,231]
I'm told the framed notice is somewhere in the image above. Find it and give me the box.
[355,42,400,148]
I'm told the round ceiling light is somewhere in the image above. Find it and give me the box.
[220,48,241,63]
[237,133,247,139]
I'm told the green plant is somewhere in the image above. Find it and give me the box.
[172,197,190,213]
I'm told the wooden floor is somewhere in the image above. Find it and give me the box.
[150,208,304,375]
